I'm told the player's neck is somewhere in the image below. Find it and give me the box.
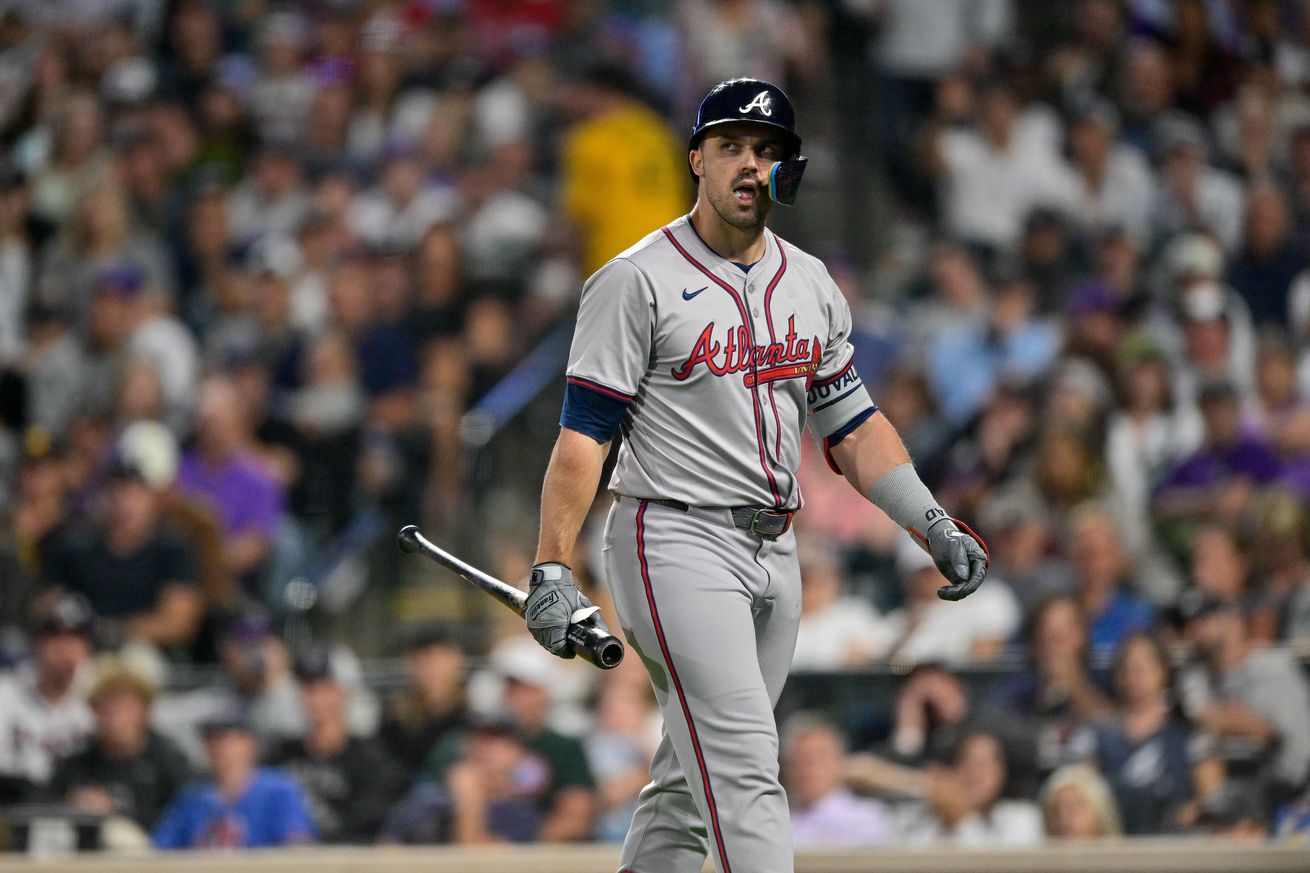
[689,202,767,265]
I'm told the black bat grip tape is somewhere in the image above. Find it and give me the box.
[567,619,625,669]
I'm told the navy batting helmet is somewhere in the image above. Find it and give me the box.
[689,78,801,157]
[688,78,808,205]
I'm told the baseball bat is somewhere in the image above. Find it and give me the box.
[396,525,625,670]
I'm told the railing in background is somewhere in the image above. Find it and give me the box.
[2,842,1307,873]
[151,644,1310,694]
[458,321,574,451]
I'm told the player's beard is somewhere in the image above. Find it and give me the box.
[706,174,770,231]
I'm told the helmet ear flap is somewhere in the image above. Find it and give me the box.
[768,156,807,206]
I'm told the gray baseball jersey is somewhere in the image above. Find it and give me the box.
[561,214,876,510]
[560,214,878,873]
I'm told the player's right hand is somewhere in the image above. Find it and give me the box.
[924,519,989,602]
[525,563,599,658]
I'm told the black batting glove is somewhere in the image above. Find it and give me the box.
[923,518,989,602]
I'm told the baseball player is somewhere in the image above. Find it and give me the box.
[525,78,990,872]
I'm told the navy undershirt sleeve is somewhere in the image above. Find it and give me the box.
[820,405,880,475]
[561,382,630,442]
[826,405,878,448]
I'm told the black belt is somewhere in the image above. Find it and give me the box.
[648,498,795,540]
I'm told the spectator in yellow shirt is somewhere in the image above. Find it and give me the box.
[560,67,686,276]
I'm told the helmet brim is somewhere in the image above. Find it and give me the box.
[688,118,802,159]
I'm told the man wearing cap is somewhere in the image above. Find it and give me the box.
[1152,115,1244,253]
[495,653,596,841]
[453,715,556,843]
[267,650,404,844]
[382,714,550,845]
[83,261,198,432]
[152,711,315,849]
[197,614,307,747]
[422,649,596,842]
[1174,280,1257,405]
[1154,379,1281,530]
[83,265,143,419]
[1067,96,1155,244]
[379,624,470,771]
[118,263,199,431]
[41,457,204,651]
[44,659,191,831]
[528,77,989,872]
[0,595,95,803]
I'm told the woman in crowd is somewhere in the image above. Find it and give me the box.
[1104,339,1202,558]
[1083,632,1197,835]
[991,596,1111,781]
[901,729,1044,847]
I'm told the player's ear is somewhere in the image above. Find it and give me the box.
[689,149,702,179]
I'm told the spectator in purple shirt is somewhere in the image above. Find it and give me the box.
[783,716,891,848]
[1153,379,1280,531]
[176,377,285,591]
[1255,336,1310,500]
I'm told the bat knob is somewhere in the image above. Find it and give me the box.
[596,638,625,668]
[397,525,421,554]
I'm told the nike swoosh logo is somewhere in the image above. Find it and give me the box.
[682,286,708,301]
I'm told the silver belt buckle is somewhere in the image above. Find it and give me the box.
[749,508,785,538]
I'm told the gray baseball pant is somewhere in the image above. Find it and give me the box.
[602,495,801,873]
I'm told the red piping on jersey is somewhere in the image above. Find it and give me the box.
[635,500,734,873]
[760,236,788,492]
[812,357,855,388]
[662,226,782,507]
[821,433,843,475]
[566,375,634,402]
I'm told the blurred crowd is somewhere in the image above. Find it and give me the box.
[2,0,1310,854]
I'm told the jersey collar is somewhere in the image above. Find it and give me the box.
[670,214,780,285]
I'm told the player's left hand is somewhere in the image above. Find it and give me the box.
[525,563,600,658]
[924,519,989,601]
